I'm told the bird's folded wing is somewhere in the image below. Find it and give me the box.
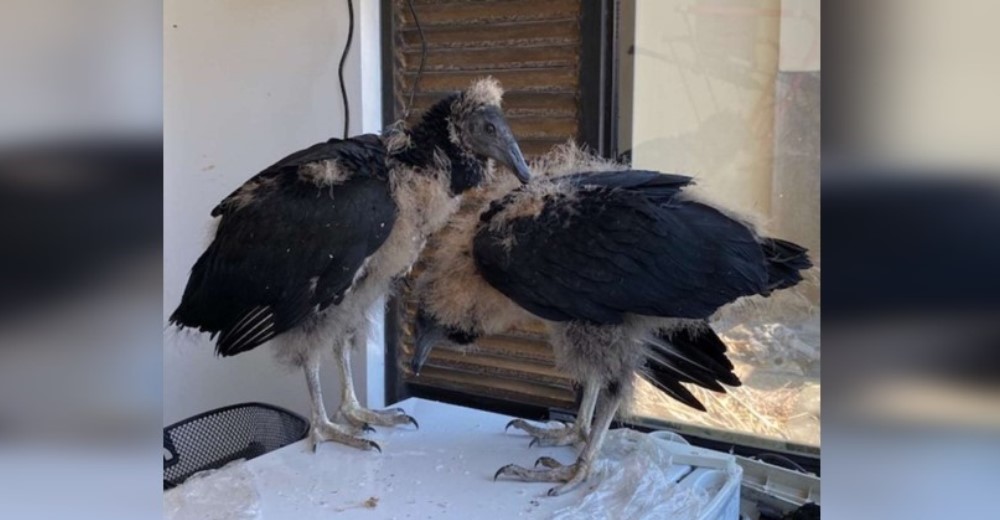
[472,180,767,324]
[171,136,396,356]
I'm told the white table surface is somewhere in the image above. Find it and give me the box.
[174,397,599,518]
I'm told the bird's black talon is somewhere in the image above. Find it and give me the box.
[406,415,420,429]
[368,441,382,453]
[529,437,541,448]
[504,419,519,432]
[362,423,376,434]
[547,487,560,497]
[494,465,511,481]
[534,456,560,468]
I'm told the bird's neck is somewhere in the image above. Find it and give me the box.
[387,130,464,244]
[389,101,485,196]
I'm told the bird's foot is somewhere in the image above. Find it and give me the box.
[307,420,381,453]
[504,418,586,447]
[493,456,593,496]
[341,406,419,430]
[344,422,376,436]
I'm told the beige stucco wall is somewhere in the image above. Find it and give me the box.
[631,0,782,220]
[778,0,821,72]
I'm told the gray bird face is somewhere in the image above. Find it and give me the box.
[458,106,531,184]
[411,307,478,376]
[411,309,441,376]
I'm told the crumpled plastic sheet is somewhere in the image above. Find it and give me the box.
[163,459,261,520]
[550,429,711,520]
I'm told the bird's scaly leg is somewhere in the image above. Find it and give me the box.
[336,332,419,430]
[303,352,380,452]
[495,383,623,496]
[505,379,599,447]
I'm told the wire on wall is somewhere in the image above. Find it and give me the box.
[338,0,355,138]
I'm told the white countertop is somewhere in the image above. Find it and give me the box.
[167,397,592,519]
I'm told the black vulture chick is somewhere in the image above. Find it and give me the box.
[411,144,811,495]
[170,78,529,452]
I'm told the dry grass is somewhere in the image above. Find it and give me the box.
[630,367,808,442]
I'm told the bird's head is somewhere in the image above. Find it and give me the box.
[446,77,531,191]
[410,307,478,376]
[391,77,529,195]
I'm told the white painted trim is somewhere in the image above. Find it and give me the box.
[358,0,386,409]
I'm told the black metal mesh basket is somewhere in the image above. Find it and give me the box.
[163,402,308,489]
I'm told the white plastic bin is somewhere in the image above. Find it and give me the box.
[735,455,820,515]
[648,430,743,520]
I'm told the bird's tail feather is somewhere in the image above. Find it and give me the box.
[214,285,313,357]
[169,248,221,333]
[169,244,303,357]
[638,324,741,412]
[760,237,812,293]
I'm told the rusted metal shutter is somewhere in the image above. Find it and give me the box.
[388,0,583,155]
[383,0,598,410]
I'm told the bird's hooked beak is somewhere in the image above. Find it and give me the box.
[488,121,530,185]
[500,134,531,185]
[411,309,443,376]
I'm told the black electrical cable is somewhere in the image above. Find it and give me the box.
[338,0,355,138]
[404,0,427,118]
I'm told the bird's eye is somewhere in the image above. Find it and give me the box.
[484,123,496,136]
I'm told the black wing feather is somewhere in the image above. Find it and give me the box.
[760,237,813,292]
[211,134,385,217]
[561,169,693,198]
[639,324,742,411]
[171,135,396,356]
[474,170,768,324]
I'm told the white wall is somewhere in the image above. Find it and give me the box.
[163,0,382,425]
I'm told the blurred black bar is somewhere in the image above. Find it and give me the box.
[823,171,1000,317]
[0,136,162,324]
